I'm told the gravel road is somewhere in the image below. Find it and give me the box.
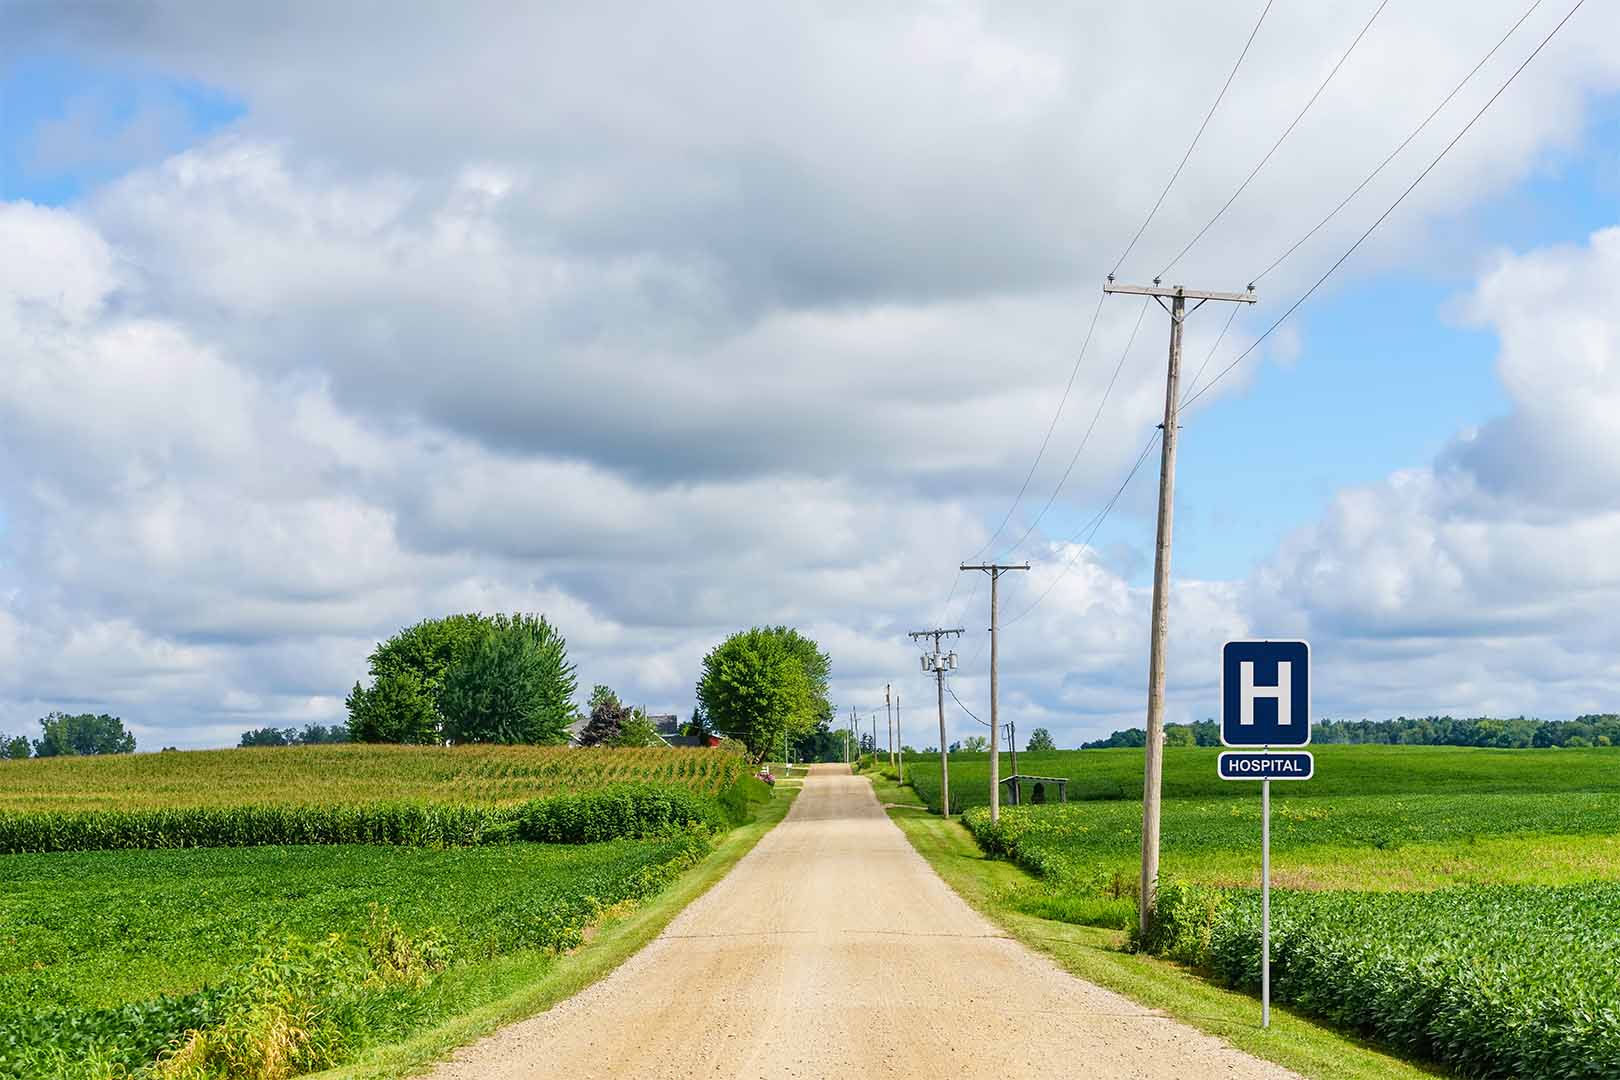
[425,765,1299,1080]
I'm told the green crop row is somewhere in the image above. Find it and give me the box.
[0,743,753,813]
[961,791,1620,881]
[0,782,735,854]
[1140,881,1620,1080]
[907,744,1620,812]
[1,836,712,1077]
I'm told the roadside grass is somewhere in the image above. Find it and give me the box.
[306,783,799,1080]
[865,773,1441,1080]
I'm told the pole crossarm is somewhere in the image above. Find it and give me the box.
[959,563,1030,572]
[1103,281,1259,304]
[908,628,964,641]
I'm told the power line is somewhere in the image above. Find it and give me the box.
[1159,0,1392,279]
[1180,303,1241,406]
[1251,0,1548,284]
[1184,0,1585,411]
[949,0,1276,621]
[962,290,1112,570]
[1005,428,1162,626]
[945,681,989,727]
[1001,296,1152,558]
[1109,0,1277,278]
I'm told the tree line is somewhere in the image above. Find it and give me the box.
[0,712,138,759]
[2,615,840,763]
[1081,714,1620,750]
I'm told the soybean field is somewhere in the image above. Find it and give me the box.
[942,744,1620,1079]
[0,744,771,1079]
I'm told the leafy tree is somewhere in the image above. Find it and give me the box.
[32,712,135,757]
[614,709,664,748]
[588,684,619,712]
[579,695,631,747]
[0,733,29,759]
[683,703,714,739]
[1081,727,1147,749]
[346,614,490,743]
[239,723,350,748]
[297,723,350,744]
[791,718,844,762]
[1163,723,1197,747]
[1024,727,1057,752]
[960,734,988,752]
[441,613,577,745]
[696,627,827,763]
[239,727,294,747]
[347,668,441,744]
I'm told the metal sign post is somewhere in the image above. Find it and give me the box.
[1219,639,1312,1031]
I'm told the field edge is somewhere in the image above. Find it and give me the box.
[306,784,800,1080]
[864,772,1444,1080]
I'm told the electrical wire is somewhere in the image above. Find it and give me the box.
[960,290,1112,574]
[1184,0,1585,411]
[947,0,1275,621]
[1109,0,1277,278]
[1159,0,1392,279]
[1005,428,1163,625]
[1251,0,1548,284]
[1001,296,1152,558]
[946,681,989,726]
[1179,303,1241,407]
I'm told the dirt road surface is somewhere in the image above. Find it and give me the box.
[427,765,1298,1080]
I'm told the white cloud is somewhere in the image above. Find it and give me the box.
[2,4,1620,748]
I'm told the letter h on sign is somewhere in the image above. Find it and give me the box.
[1240,660,1290,729]
[1222,641,1310,747]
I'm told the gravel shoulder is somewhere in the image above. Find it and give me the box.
[424,765,1301,1080]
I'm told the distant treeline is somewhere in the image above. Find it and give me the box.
[238,724,351,748]
[1081,715,1620,750]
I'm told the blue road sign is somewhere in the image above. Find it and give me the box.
[1221,640,1310,747]
[1218,751,1314,781]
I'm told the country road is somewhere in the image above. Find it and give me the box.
[427,765,1298,1080]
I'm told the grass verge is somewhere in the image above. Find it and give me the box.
[864,773,1441,1080]
[306,784,798,1080]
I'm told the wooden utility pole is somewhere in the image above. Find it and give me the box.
[909,627,963,816]
[896,693,903,782]
[886,683,894,771]
[1104,277,1257,937]
[959,562,1029,823]
[1005,720,1018,786]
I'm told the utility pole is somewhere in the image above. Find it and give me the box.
[960,562,1029,823]
[886,683,894,771]
[896,693,903,783]
[1104,277,1257,937]
[909,627,963,816]
[1004,720,1018,788]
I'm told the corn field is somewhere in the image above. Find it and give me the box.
[0,744,750,812]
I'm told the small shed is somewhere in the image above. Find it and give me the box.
[998,774,1069,806]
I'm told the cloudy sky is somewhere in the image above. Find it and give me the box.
[2,0,1618,750]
